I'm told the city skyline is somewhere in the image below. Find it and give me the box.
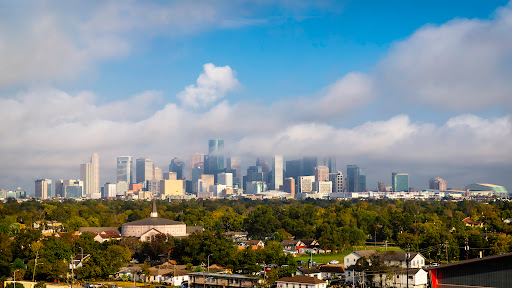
[1,1,512,193]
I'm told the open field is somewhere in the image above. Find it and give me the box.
[295,245,403,264]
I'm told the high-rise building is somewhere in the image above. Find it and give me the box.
[35,179,52,199]
[329,171,343,193]
[81,153,100,197]
[347,165,366,192]
[298,176,315,193]
[302,157,318,176]
[285,159,303,180]
[116,181,128,196]
[190,153,205,178]
[226,157,242,187]
[315,166,330,182]
[103,183,117,198]
[169,157,185,180]
[154,167,163,180]
[244,165,268,190]
[392,173,409,192]
[160,179,184,196]
[324,156,337,174]
[209,139,225,171]
[218,172,233,188]
[164,172,178,180]
[271,155,284,190]
[117,156,133,184]
[429,177,447,191]
[61,179,83,198]
[284,177,295,197]
[136,158,154,184]
[377,181,386,192]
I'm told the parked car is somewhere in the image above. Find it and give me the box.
[329,260,339,264]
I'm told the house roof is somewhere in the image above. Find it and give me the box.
[282,240,302,246]
[380,251,421,261]
[277,276,326,284]
[298,267,321,274]
[354,250,378,257]
[79,227,120,234]
[318,265,345,273]
[247,240,263,245]
[225,231,248,236]
[188,272,258,280]
[301,239,319,246]
[426,252,512,271]
[122,217,185,226]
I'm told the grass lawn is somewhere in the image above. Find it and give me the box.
[295,245,403,264]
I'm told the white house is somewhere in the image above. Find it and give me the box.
[380,251,426,268]
[276,276,327,288]
[344,250,377,268]
[372,268,428,288]
[296,267,322,279]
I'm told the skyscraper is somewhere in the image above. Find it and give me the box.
[226,157,242,187]
[81,153,99,197]
[284,177,295,197]
[429,177,447,191]
[169,157,185,180]
[190,153,205,178]
[271,155,284,190]
[347,165,366,192]
[315,166,330,182]
[136,158,154,184]
[285,159,303,179]
[329,171,343,193]
[209,139,225,171]
[35,179,52,199]
[302,156,318,176]
[117,156,133,184]
[392,173,409,192]
[323,156,337,173]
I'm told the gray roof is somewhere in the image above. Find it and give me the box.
[79,227,120,233]
[122,217,185,226]
[188,272,258,280]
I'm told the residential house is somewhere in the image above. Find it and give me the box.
[188,272,259,288]
[276,276,327,288]
[296,267,322,279]
[462,217,483,227]
[69,254,91,269]
[373,268,428,288]
[117,265,142,281]
[380,251,426,268]
[226,231,249,242]
[246,240,265,249]
[93,230,122,243]
[299,239,322,254]
[282,240,305,254]
[317,265,345,280]
[149,263,190,286]
[344,250,378,268]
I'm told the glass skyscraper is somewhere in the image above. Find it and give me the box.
[392,173,409,192]
[117,156,133,184]
[347,165,366,192]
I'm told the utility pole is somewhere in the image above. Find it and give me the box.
[445,241,449,263]
[406,245,410,288]
[32,250,39,282]
[465,238,469,260]
[201,262,206,288]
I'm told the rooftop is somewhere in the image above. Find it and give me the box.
[277,276,326,284]
[122,217,185,226]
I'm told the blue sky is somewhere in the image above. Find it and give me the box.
[1,0,512,193]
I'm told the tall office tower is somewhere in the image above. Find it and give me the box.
[136,158,154,184]
[154,167,163,180]
[298,176,315,193]
[116,181,128,196]
[226,157,242,186]
[244,165,268,190]
[377,181,386,192]
[35,179,52,199]
[209,139,225,171]
[117,156,133,184]
[325,156,337,173]
[284,177,295,197]
[302,156,318,176]
[169,157,185,180]
[329,171,343,193]
[218,172,233,188]
[256,157,270,173]
[285,159,303,179]
[164,172,178,180]
[191,163,204,193]
[204,155,219,181]
[62,179,84,198]
[103,183,117,198]
[315,166,330,182]
[347,165,366,192]
[392,173,409,192]
[81,153,100,197]
[55,180,64,197]
[270,155,284,190]
[190,153,205,178]
[429,177,447,191]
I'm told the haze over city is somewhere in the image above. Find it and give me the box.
[1,0,512,194]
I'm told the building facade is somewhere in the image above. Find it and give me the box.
[392,173,409,192]
[136,158,154,184]
[271,155,284,190]
[117,156,133,184]
[35,179,52,199]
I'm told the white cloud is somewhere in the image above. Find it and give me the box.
[377,3,512,110]
[177,63,240,108]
